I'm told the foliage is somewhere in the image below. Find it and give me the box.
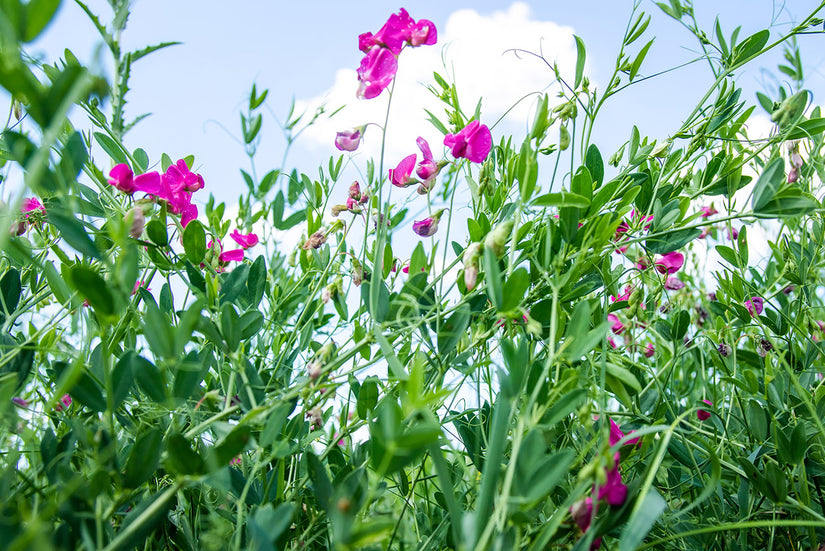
[2,1,825,550]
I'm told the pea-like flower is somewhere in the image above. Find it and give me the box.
[744,296,764,317]
[444,120,492,163]
[230,230,259,249]
[356,45,398,100]
[335,127,364,151]
[389,154,417,187]
[664,277,685,290]
[697,400,712,421]
[654,251,684,274]
[412,209,445,238]
[107,164,161,195]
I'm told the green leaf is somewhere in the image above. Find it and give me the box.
[532,191,590,208]
[123,428,162,488]
[605,362,641,392]
[48,209,101,258]
[645,228,702,254]
[357,376,379,419]
[438,303,470,356]
[524,449,574,503]
[133,148,149,172]
[785,117,825,140]
[142,298,174,360]
[574,35,586,88]
[629,39,654,81]
[209,425,251,468]
[249,503,295,548]
[23,0,61,42]
[127,351,167,403]
[585,145,604,188]
[145,218,168,246]
[111,352,134,408]
[483,247,503,311]
[219,262,250,304]
[618,489,666,551]
[245,255,267,308]
[306,451,332,510]
[732,29,770,66]
[67,265,114,316]
[220,303,241,352]
[501,268,530,311]
[752,157,784,211]
[182,220,206,265]
[0,268,21,320]
[93,132,129,165]
[164,432,204,475]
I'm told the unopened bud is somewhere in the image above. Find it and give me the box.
[10,220,26,236]
[717,342,731,357]
[12,99,22,121]
[559,124,570,150]
[331,204,348,217]
[348,181,362,200]
[307,361,322,380]
[351,259,363,286]
[128,206,145,239]
[303,232,326,250]
[484,220,515,258]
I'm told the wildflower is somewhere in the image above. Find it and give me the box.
[389,154,417,187]
[744,296,764,317]
[484,220,514,257]
[307,361,322,381]
[165,159,204,193]
[609,418,641,448]
[412,209,444,237]
[611,285,633,303]
[132,280,146,295]
[230,230,259,249]
[358,8,436,55]
[356,45,398,99]
[787,167,799,184]
[630,209,654,230]
[12,397,28,408]
[607,313,625,334]
[463,242,482,291]
[664,277,685,290]
[208,239,244,265]
[230,456,242,466]
[444,120,492,163]
[700,204,718,218]
[697,400,712,421]
[728,227,739,241]
[717,342,731,357]
[21,197,46,216]
[335,127,364,151]
[107,164,161,195]
[654,252,684,274]
[599,464,628,506]
[55,394,72,412]
[758,338,773,357]
[644,343,655,357]
[415,137,440,190]
[306,407,323,430]
[699,226,713,239]
[782,285,795,295]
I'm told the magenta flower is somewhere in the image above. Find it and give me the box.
[700,204,718,218]
[610,285,633,303]
[358,8,437,55]
[644,343,655,357]
[335,127,364,151]
[787,167,799,183]
[415,137,439,186]
[607,313,625,334]
[208,239,244,265]
[444,120,492,163]
[631,209,654,230]
[356,45,398,100]
[165,159,204,193]
[389,154,417,187]
[410,18,437,47]
[728,227,739,241]
[55,393,72,412]
[412,210,444,237]
[744,296,764,317]
[570,497,594,532]
[697,400,712,421]
[598,465,628,506]
[614,220,630,240]
[180,202,198,228]
[654,252,684,274]
[609,418,641,448]
[12,397,28,408]
[664,277,685,290]
[21,197,45,216]
[107,164,162,195]
[230,230,259,249]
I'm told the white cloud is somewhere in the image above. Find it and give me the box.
[293,2,580,165]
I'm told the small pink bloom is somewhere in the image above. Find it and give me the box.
[303,232,327,250]
[12,397,28,408]
[630,209,653,230]
[415,137,439,184]
[700,204,718,218]
[744,296,764,317]
[165,159,204,193]
[570,497,594,532]
[609,418,641,447]
[356,45,398,100]
[644,343,655,357]
[611,285,633,303]
[444,120,492,163]
[787,167,799,184]
[230,230,259,249]
[699,226,712,239]
[607,313,625,334]
[664,277,685,290]
[655,252,684,274]
[21,197,45,215]
[728,227,739,241]
[335,128,364,152]
[790,151,804,169]
[230,456,242,466]
[598,465,628,506]
[697,400,712,421]
[107,164,162,195]
[389,154,417,187]
[614,221,630,240]
[219,249,244,263]
[636,257,650,270]
[180,202,198,228]
[132,280,146,295]
[55,394,72,412]
[413,210,445,238]
[410,19,437,46]
[607,337,617,349]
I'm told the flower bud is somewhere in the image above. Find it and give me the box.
[335,127,364,152]
[351,259,364,286]
[348,181,362,200]
[331,204,348,217]
[303,232,327,250]
[128,206,145,239]
[717,342,731,357]
[307,361,322,380]
[484,220,515,258]
[10,220,26,236]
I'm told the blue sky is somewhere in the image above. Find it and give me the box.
[9,1,825,212]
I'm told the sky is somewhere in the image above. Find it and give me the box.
[5,0,825,239]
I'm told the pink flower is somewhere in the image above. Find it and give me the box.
[412,210,444,237]
[132,280,146,295]
[614,221,630,240]
[21,197,45,215]
[598,465,628,506]
[609,418,641,447]
[700,204,718,218]
[630,209,653,230]
[107,164,162,195]
[664,277,685,290]
[410,18,437,46]
[165,159,204,193]
[358,9,437,55]
[728,227,739,241]
[230,456,242,466]
[208,239,244,264]
[570,497,594,532]
[787,167,798,183]
[744,296,764,317]
[180,203,198,228]
[654,252,684,274]
[335,127,364,151]
[389,154,417,187]
[444,120,492,163]
[356,45,398,100]
[697,400,712,421]
[12,397,28,408]
[55,394,72,412]
[644,343,655,357]
[610,285,633,303]
[699,226,712,239]
[607,313,625,334]
[230,230,259,249]
[415,137,439,186]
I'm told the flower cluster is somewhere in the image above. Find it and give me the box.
[108,159,204,228]
[356,8,437,99]
[207,229,259,270]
